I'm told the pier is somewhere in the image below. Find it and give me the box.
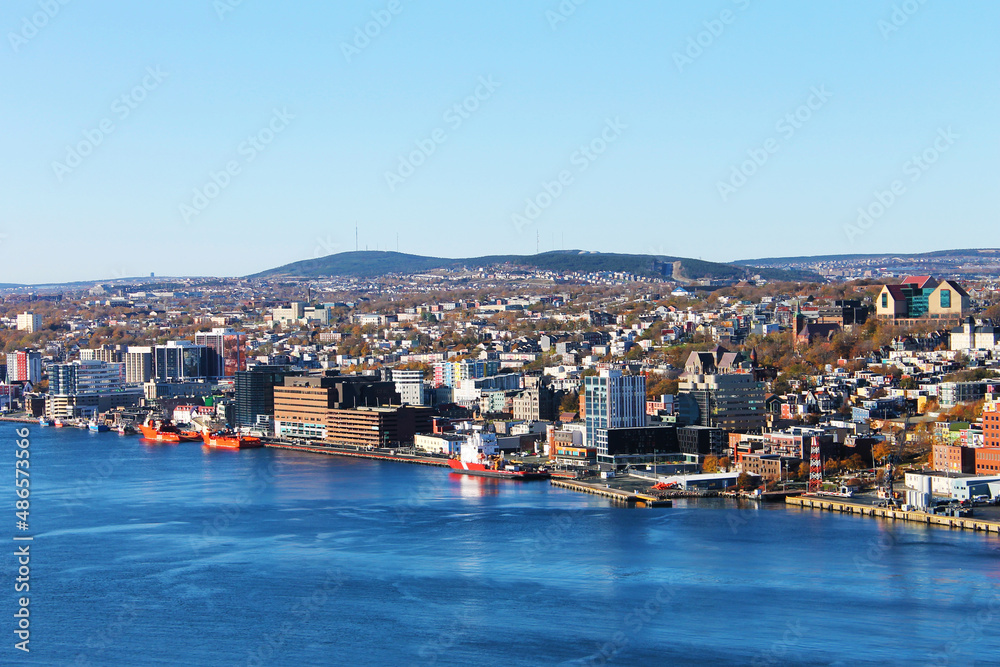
[786,495,1000,534]
[550,479,672,507]
[264,441,449,467]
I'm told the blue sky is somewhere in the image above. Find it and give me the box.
[1,1,998,283]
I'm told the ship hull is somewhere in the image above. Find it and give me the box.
[202,433,263,449]
[446,460,550,480]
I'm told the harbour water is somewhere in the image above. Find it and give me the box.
[6,424,1000,665]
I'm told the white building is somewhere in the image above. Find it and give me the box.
[391,369,427,406]
[950,317,1000,351]
[16,312,41,333]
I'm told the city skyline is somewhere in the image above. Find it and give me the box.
[2,1,998,283]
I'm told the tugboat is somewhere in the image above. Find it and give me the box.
[138,418,201,443]
[445,432,551,480]
[201,430,263,450]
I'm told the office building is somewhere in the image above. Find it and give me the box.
[48,360,126,396]
[875,276,970,322]
[153,341,210,382]
[125,347,154,384]
[195,328,248,378]
[235,365,301,427]
[678,373,765,433]
[273,373,401,440]
[391,369,428,406]
[584,368,646,464]
[81,344,125,363]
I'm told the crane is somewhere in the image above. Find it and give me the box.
[877,414,910,506]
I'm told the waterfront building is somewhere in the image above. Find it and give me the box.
[45,359,139,419]
[584,368,647,465]
[272,373,401,440]
[677,425,726,457]
[234,365,301,427]
[48,360,126,396]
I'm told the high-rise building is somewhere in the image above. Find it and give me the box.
[584,368,646,464]
[235,365,301,427]
[16,312,41,333]
[5,351,42,384]
[432,360,500,388]
[273,373,401,440]
[513,385,562,422]
[125,347,153,384]
[391,369,428,406]
[678,373,766,433]
[48,360,126,396]
[153,341,210,382]
[194,328,247,378]
[81,344,125,363]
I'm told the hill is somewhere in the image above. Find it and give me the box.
[249,250,820,283]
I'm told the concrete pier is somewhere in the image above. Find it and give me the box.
[786,495,1000,534]
[550,479,672,507]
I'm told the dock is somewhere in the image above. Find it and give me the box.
[550,479,672,507]
[786,495,1000,534]
[264,441,449,467]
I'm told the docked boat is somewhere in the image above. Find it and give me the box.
[446,432,550,480]
[54,419,64,428]
[39,417,54,426]
[201,430,263,450]
[138,418,201,443]
[89,421,109,432]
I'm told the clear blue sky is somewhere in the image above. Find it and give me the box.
[1,1,998,283]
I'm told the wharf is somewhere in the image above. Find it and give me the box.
[550,479,672,507]
[0,416,40,424]
[264,441,448,467]
[786,495,1000,534]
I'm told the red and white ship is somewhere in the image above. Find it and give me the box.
[446,432,550,480]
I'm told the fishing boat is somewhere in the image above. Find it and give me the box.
[89,420,110,432]
[39,417,54,426]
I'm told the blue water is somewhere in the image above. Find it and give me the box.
[4,424,1000,666]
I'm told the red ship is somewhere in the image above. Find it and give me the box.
[446,432,550,480]
[138,419,201,443]
[201,430,263,450]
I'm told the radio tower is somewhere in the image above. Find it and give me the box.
[808,437,823,492]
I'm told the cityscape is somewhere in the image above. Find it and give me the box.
[3,1,1000,665]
